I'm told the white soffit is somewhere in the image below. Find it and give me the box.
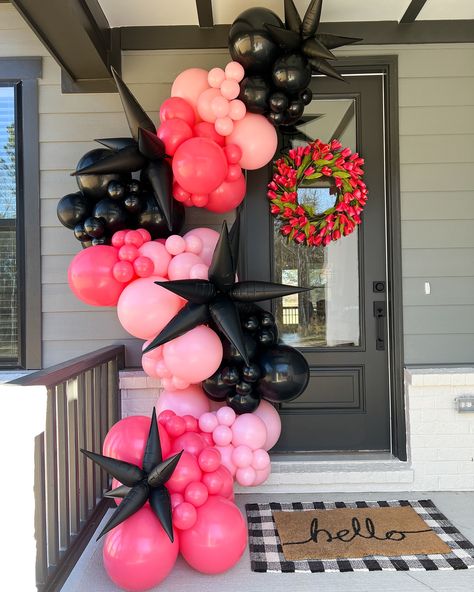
[98,0,199,27]
[417,0,474,20]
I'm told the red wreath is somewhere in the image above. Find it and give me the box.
[267,139,368,247]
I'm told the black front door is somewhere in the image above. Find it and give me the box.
[241,72,391,453]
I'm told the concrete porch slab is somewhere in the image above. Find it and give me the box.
[61,491,474,592]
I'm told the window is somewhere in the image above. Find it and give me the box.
[0,58,41,369]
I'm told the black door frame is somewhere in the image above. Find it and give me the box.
[240,55,406,461]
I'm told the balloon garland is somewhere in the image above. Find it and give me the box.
[268,139,368,246]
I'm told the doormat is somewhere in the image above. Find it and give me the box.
[246,500,474,572]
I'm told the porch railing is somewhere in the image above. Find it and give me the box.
[10,345,125,591]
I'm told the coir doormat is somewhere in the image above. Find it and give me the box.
[246,500,474,572]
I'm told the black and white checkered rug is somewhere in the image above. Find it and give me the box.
[246,499,474,572]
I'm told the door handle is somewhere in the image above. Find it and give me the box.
[373,301,386,351]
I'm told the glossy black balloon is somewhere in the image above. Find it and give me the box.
[235,381,253,396]
[202,370,233,401]
[128,180,141,194]
[268,111,286,126]
[243,315,259,332]
[221,366,240,385]
[260,311,275,328]
[242,363,261,383]
[256,344,310,403]
[226,390,261,415]
[287,98,305,121]
[257,328,278,347]
[73,223,89,242]
[229,7,283,74]
[57,192,91,229]
[269,92,289,114]
[137,191,184,239]
[93,198,128,234]
[272,53,312,94]
[83,216,105,238]
[301,88,313,105]
[239,76,271,114]
[222,333,257,364]
[107,180,125,200]
[92,237,107,246]
[124,194,142,213]
[76,149,130,201]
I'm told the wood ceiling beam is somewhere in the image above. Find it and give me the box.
[196,0,214,28]
[400,0,429,24]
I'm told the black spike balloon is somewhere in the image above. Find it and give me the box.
[81,408,182,542]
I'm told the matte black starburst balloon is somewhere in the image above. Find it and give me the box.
[71,67,175,230]
[81,409,182,541]
[143,219,310,365]
[266,0,361,81]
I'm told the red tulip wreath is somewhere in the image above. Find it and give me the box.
[267,139,368,247]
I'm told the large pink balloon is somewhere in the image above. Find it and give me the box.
[206,175,246,213]
[103,505,179,591]
[156,385,211,417]
[159,96,195,127]
[68,246,124,306]
[171,68,210,120]
[183,227,219,266]
[179,496,247,574]
[137,241,171,277]
[103,416,170,465]
[227,112,277,170]
[117,276,184,339]
[231,413,267,450]
[157,118,193,156]
[163,326,223,384]
[172,137,228,194]
[253,400,282,451]
[166,451,202,493]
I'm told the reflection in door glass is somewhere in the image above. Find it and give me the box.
[273,97,360,348]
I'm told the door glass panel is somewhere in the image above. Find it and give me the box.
[273,97,360,348]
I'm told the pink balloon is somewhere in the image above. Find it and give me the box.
[229,99,246,121]
[226,163,243,182]
[124,230,145,248]
[111,230,127,248]
[198,447,221,473]
[171,68,210,120]
[68,246,124,306]
[253,463,272,486]
[232,445,253,468]
[138,241,171,277]
[160,96,195,126]
[103,506,179,591]
[227,112,278,170]
[141,355,160,378]
[202,469,224,495]
[190,263,209,280]
[172,137,228,194]
[179,496,247,574]
[168,252,204,280]
[184,481,208,507]
[253,400,282,450]
[183,414,199,432]
[136,228,151,242]
[166,451,202,493]
[208,67,226,88]
[103,415,170,465]
[215,116,234,136]
[172,376,190,390]
[163,325,223,383]
[236,465,256,486]
[183,227,219,266]
[215,445,236,476]
[156,385,210,417]
[206,175,246,213]
[211,95,230,118]
[225,61,245,82]
[252,448,270,470]
[193,121,226,146]
[170,492,184,509]
[165,415,186,438]
[119,244,138,262]
[133,256,154,277]
[231,413,267,450]
[184,235,202,254]
[113,260,135,283]
[197,87,221,123]
[224,143,243,164]
[216,466,235,499]
[199,412,219,433]
[220,79,240,100]
[165,234,186,255]
[171,432,205,457]
[213,424,233,446]
[173,181,191,203]
[216,406,236,426]
[173,502,197,530]
[157,118,193,156]
[117,276,184,339]
[191,193,209,208]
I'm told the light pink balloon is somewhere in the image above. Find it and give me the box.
[165,235,186,255]
[141,355,160,378]
[198,412,219,433]
[229,99,246,121]
[231,413,267,451]
[213,424,233,446]
[252,448,270,470]
[215,117,234,136]
[117,276,184,339]
[211,95,230,118]
[155,359,172,378]
[232,445,253,468]
[216,406,236,426]
[253,400,282,451]
[225,61,245,82]
[215,444,236,476]
[253,463,272,486]
[190,263,209,280]
[183,228,219,266]
[172,376,190,390]
[184,235,203,254]
[220,79,240,100]
[171,68,210,120]
[197,88,221,123]
[208,67,226,88]
[226,112,278,170]
[156,385,211,417]
[168,252,204,280]
[236,466,257,487]
[137,241,171,278]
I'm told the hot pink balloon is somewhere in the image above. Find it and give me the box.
[171,68,210,120]
[163,325,223,383]
[171,432,205,457]
[184,481,208,507]
[168,252,204,280]
[193,121,225,146]
[183,227,219,266]
[197,87,221,123]
[160,96,195,127]
[208,67,226,88]
[226,163,243,182]
[254,400,282,450]
[227,112,278,170]
[138,241,171,277]
[166,451,202,493]
[202,469,224,495]
[156,385,210,417]
[179,496,247,574]
[172,137,228,194]
[198,447,221,473]
[215,444,236,476]
[225,61,245,82]
[103,505,179,591]
[113,260,135,283]
[157,118,193,156]
[220,79,240,100]
[216,466,235,499]
[68,246,124,306]
[215,116,234,137]
[117,276,184,339]
[206,175,246,213]
[229,99,246,121]
[231,413,267,450]
[173,502,197,530]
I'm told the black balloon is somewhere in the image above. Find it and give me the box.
[243,315,259,332]
[83,216,105,238]
[57,192,91,229]
[257,327,278,347]
[260,311,275,328]
[137,191,184,239]
[257,344,310,403]
[239,76,271,114]
[123,194,142,213]
[272,53,312,94]
[301,87,313,105]
[269,92,289,113]
[287,97,305,122]
[107,180,126,200]
[202,370,233,401]
[73,223,89,242]
[229,7,283,74]
[128,179,141,194]
[93,198,128,235]
[268,111,286,126]
[222,333,257,365]
[226,390,260,414]
[75,149,129,201]
[242,363,261,383]
[221,366,240,385]
[92,237,107,246]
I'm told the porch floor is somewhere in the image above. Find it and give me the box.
[61,491,474,592]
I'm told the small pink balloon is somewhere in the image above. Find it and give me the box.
[252,448,270,470]
[138,241,172,277]
[184,235,203,254]
[171,68,210,121]
[141,355,160,378]
[157,118,193,156]
[225,61,245,82]
[190,263,209,280]
[213,424,233,446]
[173,181,191,203]
[166,451,202,493]
[232,445,253,468]
[211,95,230,118]
[208,67,226,88]
[202,469,224,495]
[231,413,267,450]
[191,194,209,208]
[133,255,154,277]
[216,466,234,499]
[194,121,226,146]
[124,230,145,247]
[197,87,221,123]
[236,465,257,487]
[136,228,151,242]
[226,163,243,182]
[253,400,282,451]
[206,175,246,214]
[156,385,210,418]
[183,228,219,266]
[158,410,175,424]
[224,143,243,164]
[183,415,199,432]
[171,376,190,390]
[215,116,234,136]
[162,377,173,389]
[171,492,184,509]
[171,432,205,457]
[215,445,236,476]
[119,244,138,262]
[112,230,127,248]
[199,412,218,433]
[200,432,214,447]
[229,99,246,121]
[173,501,197,530]
[165,235,186,255]
[113,260,135,283]
[168,252,204,280]
[198,447,221,473]
[184,481,208,507]
[166,415,186,438]
[216,406,236,426]
[160,96,195,127]
[155,359,172,378]
[253,463,272,486]
[220,79,240,100]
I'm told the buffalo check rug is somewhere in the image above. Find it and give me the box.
[245,500,474,572]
